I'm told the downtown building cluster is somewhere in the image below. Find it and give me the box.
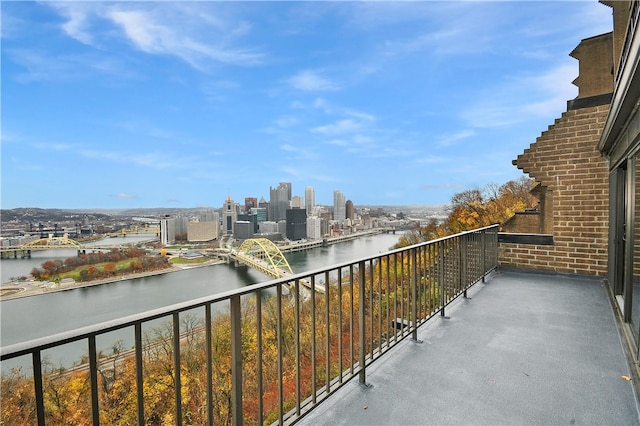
[160,184,378,245]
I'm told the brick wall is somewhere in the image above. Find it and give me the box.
[499,104,610,276]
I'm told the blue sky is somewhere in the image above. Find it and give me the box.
[1,1,612,209]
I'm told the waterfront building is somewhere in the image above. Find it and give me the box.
[286,208,307,241]
[234,221,254,240]
[174,216,188,236]
[258,221,279,234]
[159,217,175,245]
[238,213,259,233]
[305,186,315,216]
[333,190,346,221]
[307,216,322,240]
[187,221,218,242]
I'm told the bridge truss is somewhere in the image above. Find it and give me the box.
[233,238,293,279]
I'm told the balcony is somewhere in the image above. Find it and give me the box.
[1,225,639,425]
[299,268,640,425]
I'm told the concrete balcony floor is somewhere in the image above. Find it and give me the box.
[299,269,640,425]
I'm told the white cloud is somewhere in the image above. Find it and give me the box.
[288,70,339,92]
[117,193,137,199]
[312,119,362,136]
[436,130,475,148]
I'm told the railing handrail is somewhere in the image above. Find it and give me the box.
[0,224,499,426]
[1,224,498,361]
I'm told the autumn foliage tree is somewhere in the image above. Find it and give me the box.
[394,177,537,248]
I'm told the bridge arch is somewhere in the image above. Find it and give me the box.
[22,237,83,249]
[236,238,293,276]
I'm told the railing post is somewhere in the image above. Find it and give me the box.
[33,351,45,426]
[411,248,419,341]
[88,335,100,426]
[135,323,145,426]
[439,242,447,318]
[358,261,368,386]
[481,228,487,283]
[172,313,182,426]
[462,234,468,298]
[230,295,243,426]
[205,305,214,426]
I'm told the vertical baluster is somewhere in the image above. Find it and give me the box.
[338,269,343,382]
[273,285,283,425]
[393,252,398,343]
[230,296,243,426]
[135,323,145,426]
[358,261,367,385]
[368,259,374,357]
[172,313,182,426]
[385,254,391,348]
[33,351,45,426]
[349,265,355,375]
[88,335,100,426]
[377,256,383,353]
[295,279,301,415]
[311,274,317,403]
[411,248,418,341]
[256,294,264,424]
[325,271,331,394]
[205,305,214,426]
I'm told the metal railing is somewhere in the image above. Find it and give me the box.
[0,225,498,425]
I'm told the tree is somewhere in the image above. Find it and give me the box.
[104,262,117,276]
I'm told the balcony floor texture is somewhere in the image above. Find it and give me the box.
[298,269,640,425]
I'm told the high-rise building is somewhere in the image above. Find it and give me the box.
[306,216,322,240]
[346,200,355,221]
[305,186,315,216]
[187,221,218,242]
[159,217,176,245]
[286,208,307,241]
[269,182,292,222]
[333,190,346,222]
[291,196,304,209]
[200,209,216,222]
[250,207,268,223]
[222,195,238,235]
[258,197,270,220]
[244,197,258,213]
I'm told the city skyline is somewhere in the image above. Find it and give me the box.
[1,2,611,209]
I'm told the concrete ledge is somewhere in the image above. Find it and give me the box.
[498,232,554,245]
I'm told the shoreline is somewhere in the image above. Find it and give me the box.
[0,259,226,302]
[0,229,397,302]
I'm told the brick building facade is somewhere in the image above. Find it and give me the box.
[498,32,613,276]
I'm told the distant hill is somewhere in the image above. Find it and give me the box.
[1,205,449,224]
[0,208,112,223]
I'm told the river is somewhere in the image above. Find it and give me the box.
[0,232,402,371]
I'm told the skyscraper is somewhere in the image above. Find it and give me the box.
[346,199,355,221]
[222,195,238,235]
[269,182,291,222]
[305,186,315,216]
[333,190,346,221]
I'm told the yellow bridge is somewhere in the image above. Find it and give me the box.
[229,238,325,293]
[0,236,144,258]
[230,238,294,279]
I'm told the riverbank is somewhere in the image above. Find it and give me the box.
[0,259,226,301]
